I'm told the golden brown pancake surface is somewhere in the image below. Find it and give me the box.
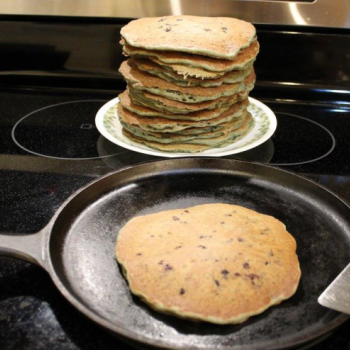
[121,16,256,59]
[116,204,301,324]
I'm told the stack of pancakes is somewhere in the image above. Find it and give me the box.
[118,16,259,153]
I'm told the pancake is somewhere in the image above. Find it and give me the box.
[129,87,249,115]
[120,16,256,59]
[148,58,226,79]
[119,90,243,121]
[134,58,253,87]
[117,100,249,132]
[122,124,252,152]
[121,113,254,152]
[122,123,230,141]
[123,123,226,137]
[122,39,259,73]
[121,112,251,145]
[116,203,300,324]
[119,59,250,103]
[122,132,214,152]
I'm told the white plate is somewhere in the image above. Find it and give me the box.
[95,97,277,158]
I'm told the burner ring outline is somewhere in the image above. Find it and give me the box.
[270,112,336,166]
[11,100,130,160]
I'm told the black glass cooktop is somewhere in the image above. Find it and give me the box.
[1,87,350,350]
[4,91,347,168]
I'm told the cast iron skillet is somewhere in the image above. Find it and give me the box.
[1,158,350,349]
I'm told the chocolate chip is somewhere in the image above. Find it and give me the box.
[214,279,220,286]
[269,250,274,257]
[243,262,250,269]
[158,260,163,265]
[165,27,171,32]
[221,222,225,224]
[180,288,185,295]
[225,214,232,217]
[204,28,211,32]
[173,216,180,221]
[221,269,229,276]
[198,245,206,249]
[175,245,182,249]
[164,264,173,271]
[184,210,189,213]
[136,253,142,256]
[234,273,241,277]
[265,261,269,265]
[246,273,259,285]
[261,227,270,235]
[237,237,244,242]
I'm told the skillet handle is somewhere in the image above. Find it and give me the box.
[0,229,47,270]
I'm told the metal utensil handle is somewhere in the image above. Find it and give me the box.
[0,229,47,270]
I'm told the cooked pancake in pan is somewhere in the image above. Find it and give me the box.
[115,203,301,324]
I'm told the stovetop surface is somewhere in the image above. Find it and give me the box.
[0,86,350,349]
